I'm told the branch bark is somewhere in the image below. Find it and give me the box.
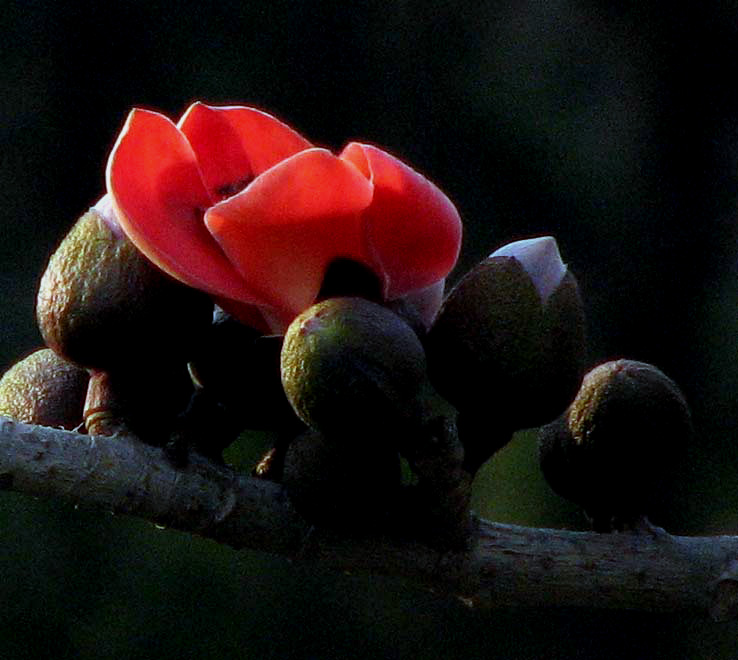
[1,415,736,620]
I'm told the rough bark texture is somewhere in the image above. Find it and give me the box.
[1,415,737,620]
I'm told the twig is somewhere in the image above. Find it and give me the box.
[1,415,736,620]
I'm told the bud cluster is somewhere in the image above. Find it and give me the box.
[1,208,693,541]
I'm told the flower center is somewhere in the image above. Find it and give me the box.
[216,175,255,200]
[317,258,383,303]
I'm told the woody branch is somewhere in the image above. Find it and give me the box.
[1,415,736,621]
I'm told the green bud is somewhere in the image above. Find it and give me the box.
[0,348,88,429]
[426,236,586,433]
[538,359,692,530]
[281,297,437,439]
[281,297,472,539]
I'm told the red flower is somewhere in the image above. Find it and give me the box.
[106,102,462,332]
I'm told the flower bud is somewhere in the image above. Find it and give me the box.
[36,198,213,443]
[0,348,88,429]
[281,297,473,540]
[36,198,213,371]
[282,429,401,528]
[538,359,692,531]
[426,236,586,439]
[281,297,437,439]
[84,365,194,443]
[189,309,299,429]
[386,280,446,336]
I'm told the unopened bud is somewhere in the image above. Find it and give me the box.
[538,359,692,531]
[281,297,438,439]
[427,236,586,436]
[281,297,472,541]
[36,199,212,371]
[0,348,88,430]
[282,429,401,528]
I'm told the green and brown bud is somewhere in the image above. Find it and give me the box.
[538,359,692,531]
[281,297,440,439]
[0,348,88,429]
[426,236,586,471]
[281,297,472,542]
[36,197,213,443]
[36,197,213,372]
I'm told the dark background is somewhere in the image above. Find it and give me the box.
[3,1,738,657]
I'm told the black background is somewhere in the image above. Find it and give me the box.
[2,1,738,657]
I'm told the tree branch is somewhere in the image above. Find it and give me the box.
[1,415,736,620]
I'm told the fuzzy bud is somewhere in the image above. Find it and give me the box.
[281,297,438,439]
[36,200,213,372]
[35,199,214,443]
[426,236,586,459]
[0,349,88,429]
[281,296,471,542]
[538,359,692,530]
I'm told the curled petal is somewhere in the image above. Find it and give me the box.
[91,194,124,238]
[106,109,258,303]
[178,103,312,201]
[400,278,447,330]
[205,148,374,328]
[490,236,566,304]
[341,143,462,298]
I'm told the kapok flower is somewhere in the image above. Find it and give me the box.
[106,102,462,332]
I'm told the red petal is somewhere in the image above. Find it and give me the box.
[205,148,374,325]
[106,109,259,302]
[178,103,312,201]
[340,143,462,298]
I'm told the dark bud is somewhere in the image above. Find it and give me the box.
[385,280,446,338]
[317,258,383,303]
[281,297,472,544]
[538,359,692,531]
[456,411,514,475]
[36,202,213,371]
[0,348,88,430]
[282,429,401,530]
[166,308,305,462]
[187,308,301,434]
[85,364,194,445]
[426,237,586,468]
[36,201,213,443]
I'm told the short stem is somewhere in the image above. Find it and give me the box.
[84,364,194,444]
[84,370,131,436]
[398,389,473,548]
